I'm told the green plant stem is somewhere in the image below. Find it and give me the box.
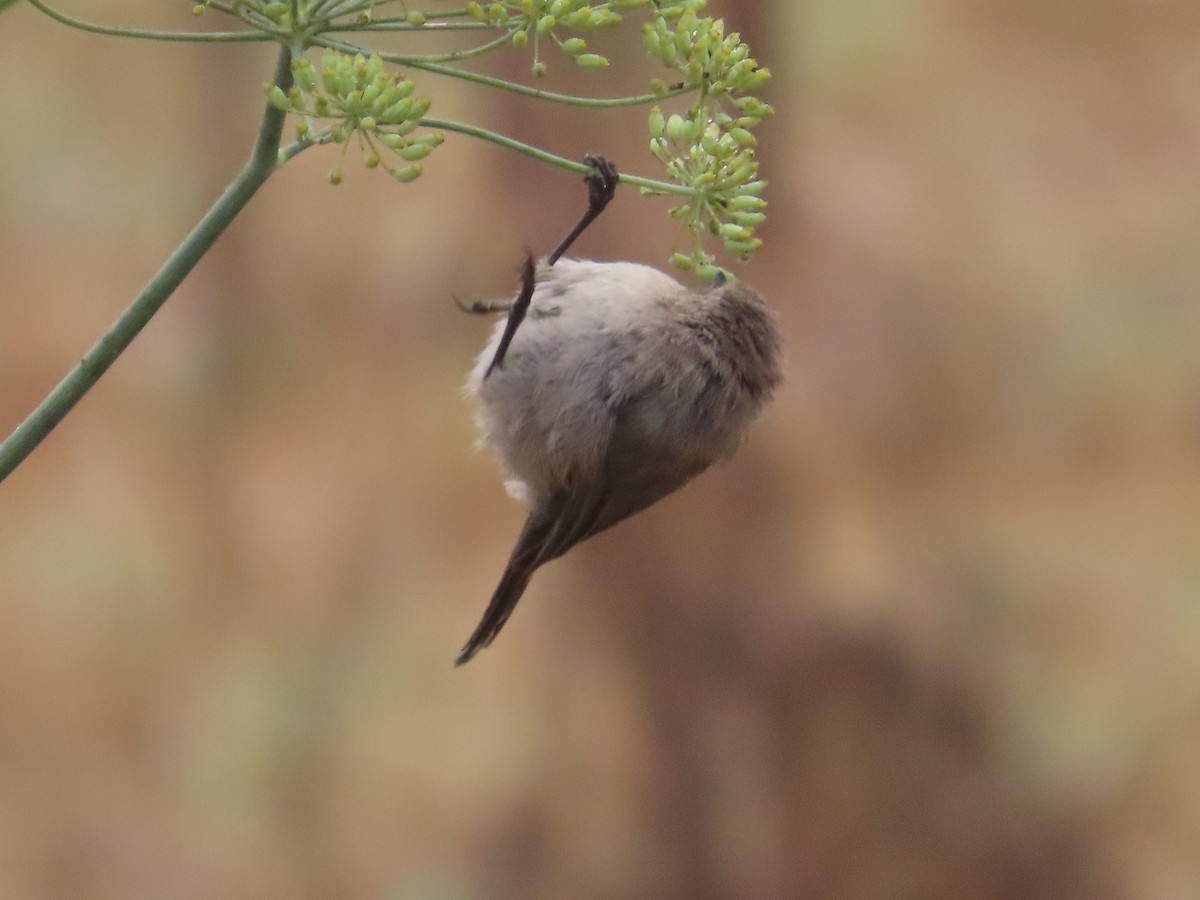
[279,140,313,164]
[0,46,295,485]
[323,0,387,18]
[27,0,279,41]
[326,19,491,32]
[312,34,692,107]
[420,118,695,196]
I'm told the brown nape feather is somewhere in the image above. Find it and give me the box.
[711,281,784,400]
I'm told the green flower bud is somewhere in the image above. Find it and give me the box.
[407,11,426,26]
[669,252,695,270]
[648,107,665,138]
[725,44,749,66]
[642,25,662,55]
[729,210,766,227]
[725,159,756,185]
[729,127,756,147]
[575,53,609,69]
[716,132,739,155]
[394,163,423,183]
[723,237,763,258]
[563,8,593,28]
[407,96,431,119]
[536,15,556,33]
[728,194,766,212]
[362,55,384,82]
[665,113,688,142]
[532,61,548,78]
[266,84,290,111]
[735,97,773,118]
[512,29,529,48]
[561,37,586,55]
[361,78,384,108]
[291,60,317,93]
[328,166,343,185]
[380,80,416,106]
[399,142,434,161]
[672,26,691,56]
[695,262,722,283]
[320,66,341,95]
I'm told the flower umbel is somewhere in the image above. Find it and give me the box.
[267,51,442,184]
[641,4,773,281]
[465,0,625,77]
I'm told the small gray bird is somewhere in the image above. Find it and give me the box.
[456,159,781,665]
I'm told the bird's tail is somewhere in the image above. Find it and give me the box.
[454,488,605,666]
[454,558,536,666]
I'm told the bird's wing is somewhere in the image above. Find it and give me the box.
[455,396,714,665]
[454,482,608,666]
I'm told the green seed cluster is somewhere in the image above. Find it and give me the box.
[267,51,442,184]
[641,3,773,281]
[465,0,631,76]
[649,106,765,280]
[644,6,769,96]
[236,1,771,276]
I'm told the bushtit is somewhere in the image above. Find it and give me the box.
[456,157,781,665]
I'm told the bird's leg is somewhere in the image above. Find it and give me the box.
[547,155,620,265]
[484,252,535,379]
[483,156,619,378]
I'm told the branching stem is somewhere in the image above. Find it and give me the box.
[420,118,695,197]
[27,0,279,42]
[314,34,693,107]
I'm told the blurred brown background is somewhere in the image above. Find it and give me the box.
[1,1,1199,897]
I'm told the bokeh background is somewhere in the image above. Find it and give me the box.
[2,1,1199,897]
